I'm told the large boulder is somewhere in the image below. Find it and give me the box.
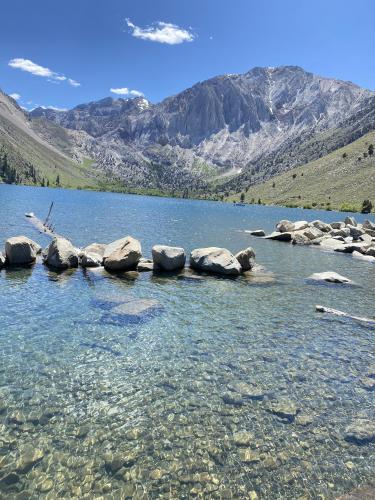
[331,222,345,229]
[330,228,350,238]
[319,238,346,251]
[190,247,241,276]
[103,236,141,271]
[265,231,292,242]
[363,219,375,231]
[335,243,369,254]
[276,220,295,233]
[235,247,255,271]
[83,243,107,257]
[80,252,103,268]
[5,236,41,266]
[312,220,332,233]
[348,225,365,240]
[344,216,357,227]
[45,238,79,269]
[292,233,312,246]
[152,245,186,271]
[293,221,309,231]
[303,227,323,240]
[365,246,375,257]
[307,271,353,284]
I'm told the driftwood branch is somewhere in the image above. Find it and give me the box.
[316,305,375,325]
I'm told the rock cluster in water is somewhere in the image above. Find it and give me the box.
[261,217,375,262]
[0,235,256,277]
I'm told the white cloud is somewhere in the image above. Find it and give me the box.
[68,78,81,87]
[9,93,21,100]
[8,58,81,87]
[110,87,144,97]
[126,18,195,45]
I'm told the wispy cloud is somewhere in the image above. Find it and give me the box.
[8,58,81,87]
[9,93,21,100]
[110,87,144,97]
[126,19,195,45]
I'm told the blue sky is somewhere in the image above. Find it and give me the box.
[1,0,375,111]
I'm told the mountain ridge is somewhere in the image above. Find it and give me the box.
[1,65,374,198]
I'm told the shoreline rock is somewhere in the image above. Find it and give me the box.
[103,236,142,271]
[5,236,41,266]
[190,247,242,275]
[44,237,79,269]
[152,245,186,271]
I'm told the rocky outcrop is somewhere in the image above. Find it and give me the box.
[103,236,142,271]
[5,236,41,266]
[44,238,79,269]
[235,247,255,271]
[152,245,186,271]
[190,247,241,276]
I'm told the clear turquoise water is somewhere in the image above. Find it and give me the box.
[0,184,374,498]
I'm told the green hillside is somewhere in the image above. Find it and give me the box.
[0,92,100,189]
[232,130,375,212]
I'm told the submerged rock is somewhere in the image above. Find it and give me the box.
[5,236,41,265]
[152,245,186,271]
[267,400,299,422]
[307,272,353,284]
[45,237,79,269]
[235,247,255,271]
[233,431,254,446]
[238,449,261,464]
[248,229,265,237]
[103,236,142,271]
[109,298,160,319]
[190,247,241,276]
[16,447,44,473]
[344,419,375,444]
[228,381,265,399]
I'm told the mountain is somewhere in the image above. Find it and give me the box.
[2,65,374,197]
[0,90,101,187]
[30,66,374,192]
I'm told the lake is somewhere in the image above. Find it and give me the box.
[0,184,374,498]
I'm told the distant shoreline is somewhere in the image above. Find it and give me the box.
[1,181,374,217]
